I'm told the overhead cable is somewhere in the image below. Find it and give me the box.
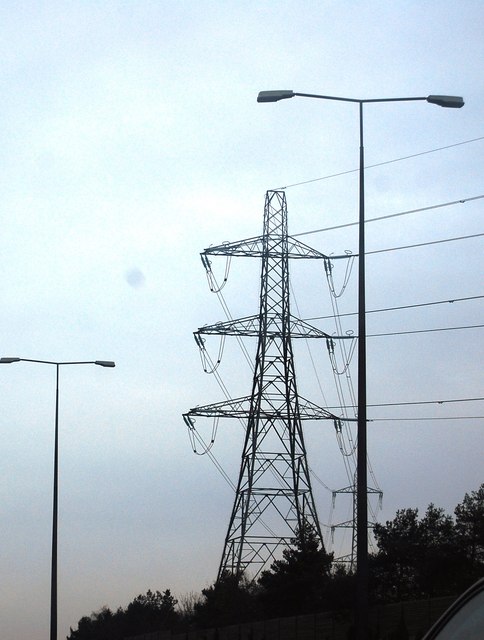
[370,416,484,421]
[366,232,484,256]
[278,136,484,190]
[319,231,483,261]
[304,295,484,322]
[366,324,484,337]
[324,397,484,410]
[320,324,483,339]
[292,195,484,238]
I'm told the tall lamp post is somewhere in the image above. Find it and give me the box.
[257,90,464,638]
[1,357,115,640]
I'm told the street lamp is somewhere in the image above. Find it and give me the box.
[257,89,463,638]
[1,357,115,640]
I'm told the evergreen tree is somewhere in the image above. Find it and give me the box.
[193,571,259,628]
[371,490,484,602]
[454,483,484,586]
[455,483,484,566]
[372,507,421,601]
[67,589,179,640]
[417,504,459,596]
[257,521,333,617]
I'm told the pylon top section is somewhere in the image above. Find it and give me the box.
[201,192,329,261]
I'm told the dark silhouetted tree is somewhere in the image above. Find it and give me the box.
[68,606,124,640]
[371,495,482,602]
[68,589,179,640]
[372,507,421,601]
[193,571,259,628]
[454,483,484,584]
[417,504,459,596]
[325,562,356,611]
[123,588,178,634]
[257,521,333,617]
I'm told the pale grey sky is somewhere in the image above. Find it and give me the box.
[1,2,483,639]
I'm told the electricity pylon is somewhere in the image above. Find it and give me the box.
[184,190,350,581]
[331,477,382,570]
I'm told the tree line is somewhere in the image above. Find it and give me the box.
[67,484,484,639]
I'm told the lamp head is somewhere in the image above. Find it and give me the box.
[95,360,116,368]
[0,357,21,363]
[257,90,295,103]
[427,95,464,108]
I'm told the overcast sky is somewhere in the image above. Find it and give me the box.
[1,2,483,639]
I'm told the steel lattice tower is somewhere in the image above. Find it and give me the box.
[332,478,383,569]
[184,190,346,581]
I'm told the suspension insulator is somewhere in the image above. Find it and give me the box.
[200,253,211,271]
[183,414,195,428]
[333,418,342,433]
[194,333,206,349]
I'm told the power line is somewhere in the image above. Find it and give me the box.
[370,417,484,421]
[278,136,484,190]
[317,231,483,261]
[366,232,484,257]
[378,398,484,407]
[292,195,483,238]
[367,323,484,338]
[305,295,484,321]
[320,324,483,339]
[324,397,484,409]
